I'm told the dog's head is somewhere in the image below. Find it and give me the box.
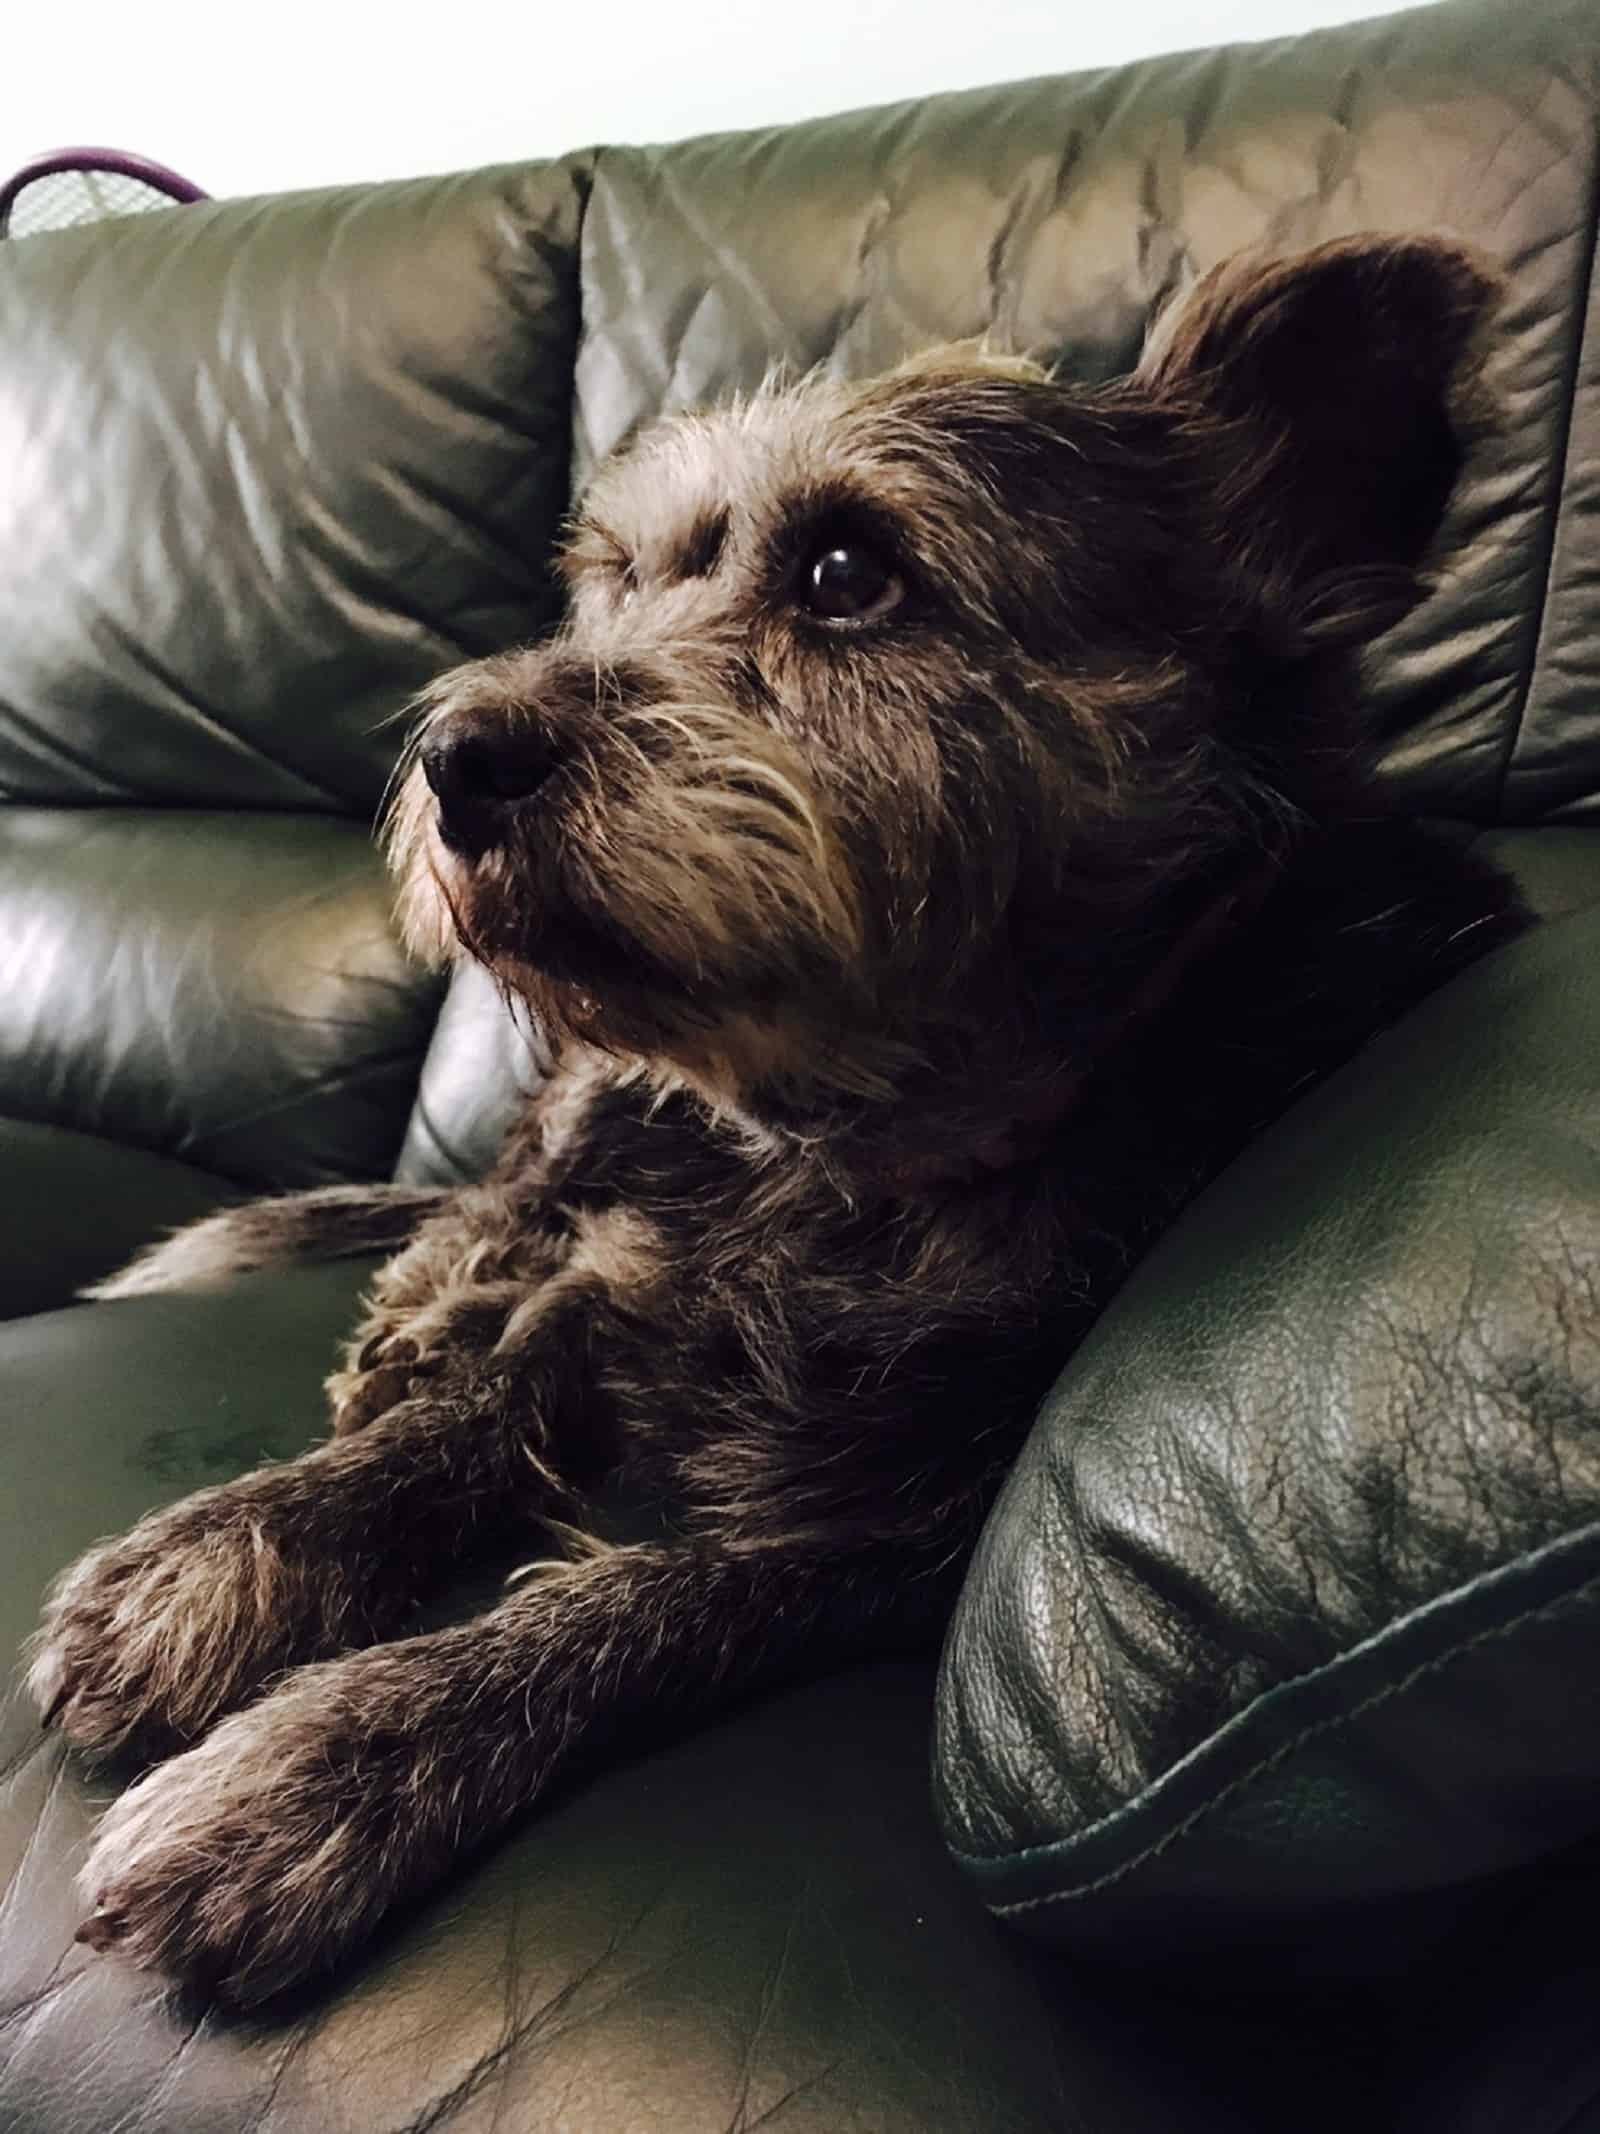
[388,234,1498,1114]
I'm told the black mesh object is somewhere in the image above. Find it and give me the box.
[0,150,206,238]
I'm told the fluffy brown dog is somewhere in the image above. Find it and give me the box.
[29,234,1523,2007]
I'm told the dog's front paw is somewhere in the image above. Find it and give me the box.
[30,1511,247,1758]
[75,1653,457,2006]
[324,1352,423,1435]
[30,1473,375,1759]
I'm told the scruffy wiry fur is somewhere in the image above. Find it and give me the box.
[32,235,1526,2008]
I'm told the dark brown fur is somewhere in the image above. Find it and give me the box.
[31,236,1525,2007]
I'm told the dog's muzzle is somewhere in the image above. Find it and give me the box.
[420,709,561,859]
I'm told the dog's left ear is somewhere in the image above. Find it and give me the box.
[1138,234,1501,650]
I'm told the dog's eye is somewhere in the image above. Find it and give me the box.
[802,543,903,624]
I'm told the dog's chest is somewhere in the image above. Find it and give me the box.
[507,1059,1062,1407]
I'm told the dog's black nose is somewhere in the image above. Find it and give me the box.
[420,719,560,856]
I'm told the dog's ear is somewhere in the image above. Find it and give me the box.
[1137,235,1501,650]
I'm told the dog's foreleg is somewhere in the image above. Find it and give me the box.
[84,1183,452,1301]
[32,1315,594,1759]
[71,1537,948,2003]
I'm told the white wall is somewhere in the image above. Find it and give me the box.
[6,0,1432,201]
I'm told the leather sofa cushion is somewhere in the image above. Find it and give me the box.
[0,1116,236,1319]
[935,904,1600,1969]
[0,810,437,1186]
[0,159,587,813]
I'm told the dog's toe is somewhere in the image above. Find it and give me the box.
[72,1662,416,2006]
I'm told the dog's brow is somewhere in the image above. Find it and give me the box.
[672,507,730,582]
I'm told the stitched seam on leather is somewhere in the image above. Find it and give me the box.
[977,1554,1600,1917]
[1492,62,1600,822]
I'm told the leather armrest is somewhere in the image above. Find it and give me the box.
[935,905,1600,1972]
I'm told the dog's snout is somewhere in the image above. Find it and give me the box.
[422,721,560,807]
[421,716,561,856]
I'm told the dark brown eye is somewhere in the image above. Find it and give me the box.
[802,542,903,623]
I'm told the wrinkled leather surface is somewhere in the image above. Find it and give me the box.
[0,1266,1281,2134]
[0,810,438,1187]
[0,161,587,812]
[935,906,1600,1961]
[0,1117,235,1319]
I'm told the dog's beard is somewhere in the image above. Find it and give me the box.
[384,703,912,1104]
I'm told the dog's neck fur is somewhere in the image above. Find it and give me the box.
[851,854,1285,1195]
[751,818,1527,1209]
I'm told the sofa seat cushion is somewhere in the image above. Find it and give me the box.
[934,903,1600,1969]
[1471,824,1600,919]
[1,1264,1283,2133]
[0,809,439,1188]
[0,1115,236,1318]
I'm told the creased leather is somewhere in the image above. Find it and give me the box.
[935,905,1600,1961]
[0,810,439,1187]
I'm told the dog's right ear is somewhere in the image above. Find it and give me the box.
[1138,235,1501,651]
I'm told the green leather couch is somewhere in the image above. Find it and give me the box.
[4,0,1600,2124]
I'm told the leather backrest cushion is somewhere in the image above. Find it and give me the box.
[0,160,588,813]
[573,0,1600,825]
[934,904,1600,1965]
[0,811,438,1187]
